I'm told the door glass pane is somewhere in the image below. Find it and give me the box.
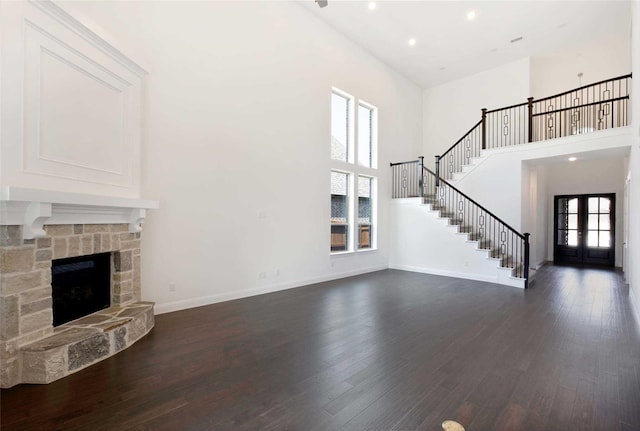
[568,198,578,213]
[558,212,568,229]
[569,214,578,229]
[557,230,568,246]
[587,231,598,247]
[588,197,599,212]
[568,230,578,246]
[599,197,610,213]
[588,214,598,230]
[599,231,611,248]
[599,214,610,230]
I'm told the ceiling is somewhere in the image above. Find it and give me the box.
[299,1,631,88]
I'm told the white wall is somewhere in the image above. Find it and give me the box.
[530,31,631,98]
[544,158,626,267]
[59,1,422,313]
[422,58,530,165]
[389,199,519,286]
[521,164,549,268]
[627,1,640,321]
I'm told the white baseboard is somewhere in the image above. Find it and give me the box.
[630,287,640,329]
[153,265,388,315]
[533,260,548,270]
[388,263,498,284]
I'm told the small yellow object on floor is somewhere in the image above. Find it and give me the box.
[442,420,465,431]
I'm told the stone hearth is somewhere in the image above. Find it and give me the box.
[1,223,154,388]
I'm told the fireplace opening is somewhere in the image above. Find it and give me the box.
[52,253,111,327]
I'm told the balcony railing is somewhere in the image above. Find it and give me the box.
[436,74,632,180]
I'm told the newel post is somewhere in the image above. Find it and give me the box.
[527,97,534,143]
[434,155,440,187]
[418,156,424,199]
[481,108,487,150]
[523,233,530,289]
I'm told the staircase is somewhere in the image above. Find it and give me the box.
[390,162,528,288]
[390,73,632,289]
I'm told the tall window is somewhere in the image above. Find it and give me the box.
[358,102,376,168]
[358,176,374,250]
[330,171,350,252]
[331,92,352,163]
[330,88,377,253]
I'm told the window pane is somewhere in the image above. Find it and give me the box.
[331,172,349,252]
[569,214,578,230]
[587,231,598,247]
[599,214,610,230]
[358,105,372,168]
[568,230,578,246]
[358,176,373,250]
[331,93,349,162]
[568,198,578,213]
[599,231,611,248]
[331,171,348,196]
[599,197,611,213]
[588,214,598,230]
[588,197,599,213]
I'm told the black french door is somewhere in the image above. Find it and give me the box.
[554,194,615,266]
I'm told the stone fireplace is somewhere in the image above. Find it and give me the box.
[1,1,156,388]
[1,188,158,388]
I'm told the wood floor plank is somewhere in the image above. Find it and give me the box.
[2,265,639,430]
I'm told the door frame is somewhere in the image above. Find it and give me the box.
[553,193,616,267]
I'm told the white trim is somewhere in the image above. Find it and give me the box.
[389,263,498,284]
[630,287,640,330]
[1,186,158,209]
[153,265,388,315]
[29,0,150,76]
[0,186,158,238]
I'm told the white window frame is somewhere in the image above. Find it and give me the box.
[331,88,355,164]
[330,88,378,255]
[357,100,378,169]
[357,175,377,250]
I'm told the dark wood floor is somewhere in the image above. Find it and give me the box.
[2,265,640,431]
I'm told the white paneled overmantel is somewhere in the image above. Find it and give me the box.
[0,187,159,239]
[1,0,149,199]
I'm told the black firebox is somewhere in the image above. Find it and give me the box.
[52,253,111,326]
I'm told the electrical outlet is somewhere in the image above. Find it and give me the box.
[275,269,280,276]
[259,272,266,279]
[169,283,176,292]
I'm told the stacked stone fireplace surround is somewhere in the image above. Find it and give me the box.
[0,223,154,388]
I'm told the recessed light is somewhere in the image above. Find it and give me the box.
[368,2,376,10]
[568,157,577,162]
[467,10,476,21]
[408,38,417,46]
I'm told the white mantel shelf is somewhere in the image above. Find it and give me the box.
[0,187,159,239]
